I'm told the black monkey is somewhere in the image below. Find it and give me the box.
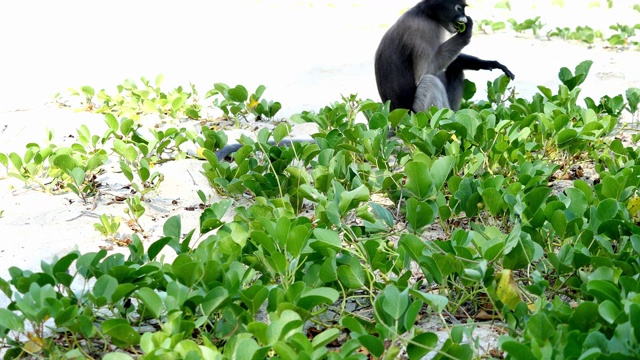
[374,0,515,112]
[217,1,505,160]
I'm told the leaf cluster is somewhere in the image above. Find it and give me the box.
[2,61,640,359]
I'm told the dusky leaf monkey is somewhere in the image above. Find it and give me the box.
[374,0,515,113]
[216,1,513,160]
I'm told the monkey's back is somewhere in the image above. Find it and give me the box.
[374,9,444,111]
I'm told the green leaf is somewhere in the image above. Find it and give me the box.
[358,335,384,358]
[312,228,343,254]
[337,257,365,289]
[575,60,593,82]
[227,336,260,360]
[52,154,78,173]
[113,139,138,162]
[9,152,23,170]
[134,287,165,318]
[406,332,438,360]
[410,290,448,312]
[93,275,118,302]
[120,118,134,136]
[569,302,600,331]
[172,254,204,287]
[52,252,79,276]
[405,161,434,199]
[319,252,338,282]
[201,287,229,316]
[596,198,618,221]
[240,285,269,315]
[598,300,622,324]
[199,207,224,234]
[81,85,95,97]
[267,310,303,344]
[298,287,339,309]
[388,108,408,127]
[0,277,12,298]
[247,322,268,345]
[369,202,394,228]
[254,84,266,99]
[462,79,476,101]
[287,225,309,258]
[148,236,173,261]
[523,187,551,215]
[273,123,291,144]
[481,188,506,216]
[404,299,423,331]
[163,215,182,239]
[338,185,370,215]
[381,285,408,320]
[501,340,537,360]
[341,317,368,337]
[556,128,578,147]
[68,167,85,187]
[537,85,553,99]
[549,209,567,239]
[103,353,134,360]
[0,308,24,332]
[311,328,340,349]
[525,313,554,343]
[272,341,297,360]
[228,85,248,102]
[172,96,186,112]
[185,107,200,119]
[587,280,622,305]
[101,319,141,348]
[406,198,436,232]
[430,156,454,191]
[104,114,119,132]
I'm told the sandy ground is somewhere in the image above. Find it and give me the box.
[1,0,639,356]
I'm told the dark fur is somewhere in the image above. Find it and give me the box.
[374,0,515,112]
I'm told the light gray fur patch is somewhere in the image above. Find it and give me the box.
[413,75,450,112]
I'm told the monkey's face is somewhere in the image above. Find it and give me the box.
[431,0,468,33]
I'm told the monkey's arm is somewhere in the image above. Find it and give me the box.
[427,18,474,75]
[450,53,515,80]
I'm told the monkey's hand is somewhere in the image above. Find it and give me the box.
[485,60,515,80]
[497,63,515,80]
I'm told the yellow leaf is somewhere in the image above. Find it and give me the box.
[496,269,522,310]
[25,332,44,353]
[247,95,259,110]
[196,147,207,158]
[627,194,640,222]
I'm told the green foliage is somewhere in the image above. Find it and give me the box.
[607,23,640,48]
[206,83,282,121]
[3,61,640,359]
[508,16,545,36]
[94,214,121,241]
[547,25,604,46]
[124,195,146,232]
[478,19,506,34]
[68,76,282,125]
[69,75,203,120]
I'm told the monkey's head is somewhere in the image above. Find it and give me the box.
[424,0,468,34]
